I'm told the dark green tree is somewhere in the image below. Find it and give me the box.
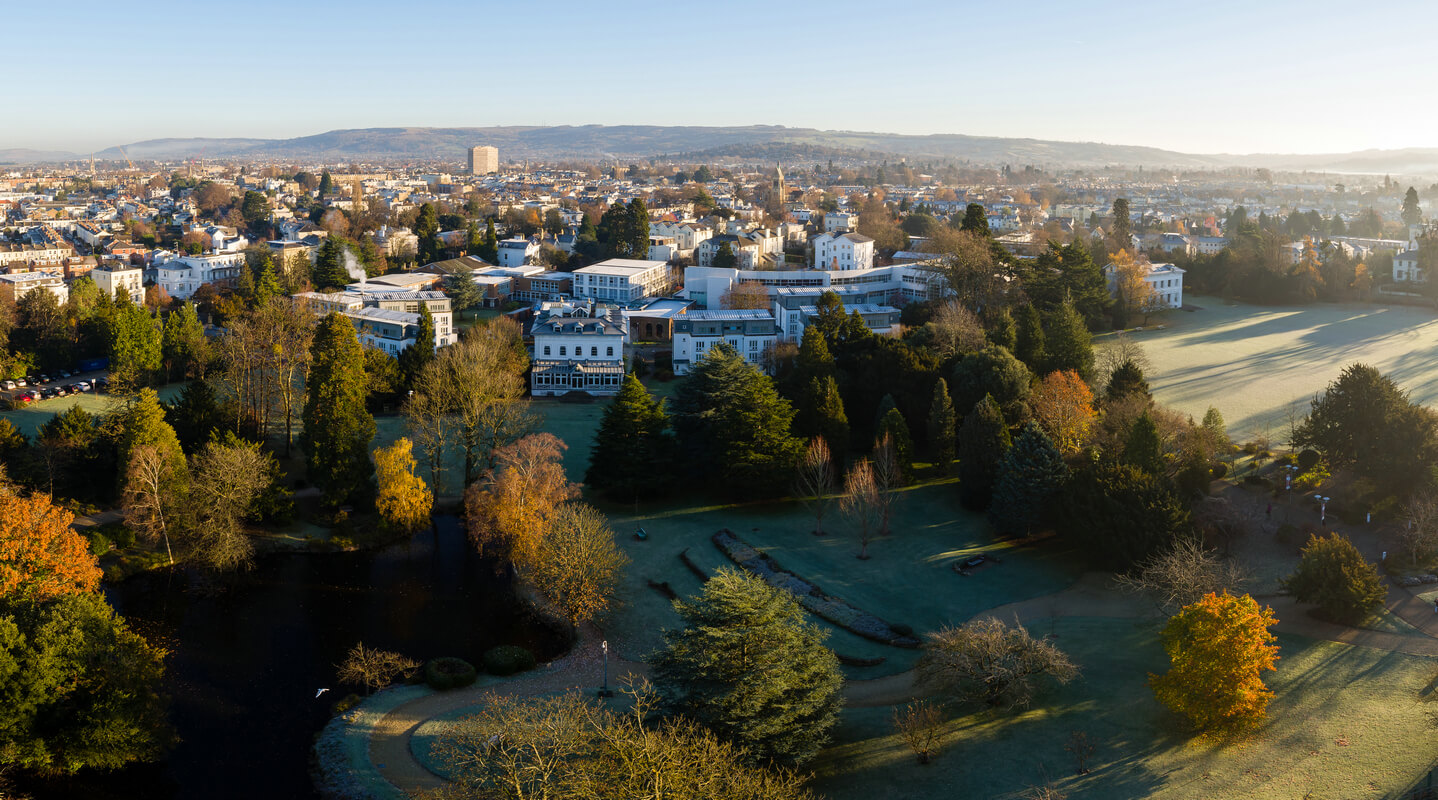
[1105,359,1150,403]
[927,378,956,471]
[1013,303,1046,372]
[318,170,333,198]
[951,345,1032,424]
[959,203,990,235]
[1293,363,1438,494]
[478,218,499,263]
[1060,461,1190,570]
[1123,412,1165,475]
[1111,198,1132,251]
[240,190,268,231]
[957,395,1010,510]
[670,344,803,496]
[795,376,850,456]
[623,198,650,258]
[116,388,187,493]
[1282,532,1386,624]
[651,568,843,767]
[0,592,171,774]
[985,307,1016,351]
[586,374,675,502]
[163,378,224,452]
[1403,187,1423,227]
[397,304,436,389]
[877,407,914,480]
[301,313,377,506]
[442,270,484,313]
[712,241,738,269]
[415,203,440,265]
[312,237,352,290]
[109,301,161,391]
[1042,297,1093,379]
[989,422,1068,537]
[254,260,283,308]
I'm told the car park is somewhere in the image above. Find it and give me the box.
[40,387,57,399]
[95,376,110,391]
[17,377,29,387]
[13,392,32,403]
[76,380,91,392]
[58,369,70,379]
[1,380,14,391]
[38,374,51,384]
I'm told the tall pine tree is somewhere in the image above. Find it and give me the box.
[1042,296,1093,379]
[928,378,956,471]
[957,394,1010,510]
[586,374,675,502]
[1123,411,1165,476]
[989,422,1068,537]
[302,313,376,506]
[1014,303,1046,372]
[796,375,849,455]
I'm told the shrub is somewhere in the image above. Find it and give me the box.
[331,693,363,715]
[86,531,111,557]
[1282,532,1385,624]
[107,525,137,550]
[1297,449,1320,472]
[1210,463,1229,480]
[483,645,536,676]
[424,657,478,690]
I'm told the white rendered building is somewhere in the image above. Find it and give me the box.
[671,309,778,375]
[571,258,672,303]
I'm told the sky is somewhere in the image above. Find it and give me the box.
[7,0,1436,156]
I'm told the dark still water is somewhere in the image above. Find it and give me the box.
[21,515,566,800]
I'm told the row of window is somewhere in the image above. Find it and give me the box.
[533,373,623,386]
[542,345,616,357]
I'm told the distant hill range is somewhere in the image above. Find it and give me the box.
[4,125,1438,174]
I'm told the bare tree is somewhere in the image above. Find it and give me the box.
[1401,492,1438,566]
[794,437,834,536]
[1094,331,1151,387]
[186,440,271,571]
[403,387,454,497]
[925,301,987,361]
[1065,730,1094,776]
[840,459,882,560]
[337,642,420,695]
[121,445,176,565]
[720,281,770,310]
[423,319,535,486]
[892,701,945,765]
[1115,538,1250,614]
[916,618,1078,709]
[872,433,901,537]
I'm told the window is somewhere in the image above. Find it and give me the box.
[560,346,567,356]
[606,346,614,356]
[591,346,598,357]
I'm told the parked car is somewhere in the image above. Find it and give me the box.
[58,369,71,379]
[13,392,32,403]
[75,380,91,392]
[95,376,110,391]
[1,380,14,391]
[40,387,57,399]
[19,377,32,387]
[37,374,51,384]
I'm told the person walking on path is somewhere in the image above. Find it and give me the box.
[1266,502,1272,519]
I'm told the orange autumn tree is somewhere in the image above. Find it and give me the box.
[464,433,578,568]
[1030,370,1095,454]
[1150,591,1279,732]
[0,490,101,600]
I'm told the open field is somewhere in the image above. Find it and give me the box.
[811,618,1438,800]
[1102,295,1438,442]
[0,383,184,438]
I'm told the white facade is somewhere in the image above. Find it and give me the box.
[148,252,245,300]
[0,271,68,304]
[1395,249,1424,283]
[649,221,713,256]
[468,145,499,175]
[497,237,539,268]
[1194,236,1228,255]
[672,310,778,375]
[91,265,144,304]
[684,263,939,310]
[811,232,875,271]
[1103,261,1185,310]
[823,211,858,233]
[571,258,671,303]
[530,304,627,397]
[647,236,677,262]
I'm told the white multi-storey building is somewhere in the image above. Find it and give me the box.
[823,211,858,233]
[530,303,627,397]
[649,221,713,256]
[1103,261,1186,309]
[294,289,456,349]
[497,237,539,268]
[684,263,940,310]
[91,264,144,304]
[571,258,672,303]
[811,231,875,271]
[0,271,68,304]
[671,309,778,375]
[148,251,245,300]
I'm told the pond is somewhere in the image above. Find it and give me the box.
[20,515,567,800]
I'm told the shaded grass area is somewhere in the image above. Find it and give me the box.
[1099,296,1438,442]
[811,616,1438,800]
[596,480,1082,676]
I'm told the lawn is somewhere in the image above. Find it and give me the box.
[0,383,184,438]
[811,616,1438,800]
[594,479,1082,676]
[1099,295,1438,442]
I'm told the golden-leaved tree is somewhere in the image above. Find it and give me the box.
[373,437,433,534]
[0,491,100,600]
[464,433,578,567]
[1030,370,1096,454]
[1150,590,1279,732]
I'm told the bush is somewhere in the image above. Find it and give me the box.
[86,532,111,557]
[106,525,136,550]
[1210,462,1229,480]
[424,657,478,690]
[331,693,363,716]
[483,645,536,676]
[1297,449,1321,472]
[1282,532,1386,624]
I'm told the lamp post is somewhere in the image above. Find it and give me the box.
[1284,465,1299,522]
[598,640,612,698]
[1314,494,1330,526]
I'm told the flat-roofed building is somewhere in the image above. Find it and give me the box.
[572,258,673,303]
[468,145,499,175]
[672,309,778,375]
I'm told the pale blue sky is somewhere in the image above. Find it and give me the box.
[7,0,1433,155]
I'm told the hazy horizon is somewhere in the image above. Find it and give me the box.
[9,0,1438,156]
